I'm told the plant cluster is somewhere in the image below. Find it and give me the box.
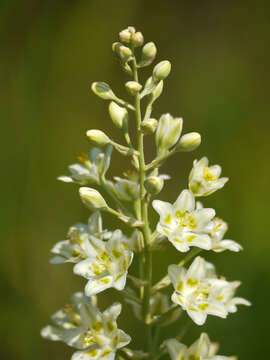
[42,26,250,360]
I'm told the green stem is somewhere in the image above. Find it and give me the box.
[131,52,153,357]
[145,150,174,171]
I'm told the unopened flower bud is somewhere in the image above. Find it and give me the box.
[151,80,163,101]
[119,29,132,43]
[141,118,158,134]
[112,42,132,63]
[144,176,164,195]
[131,32,144,47]
[108,101,128,129]
[140,42,157,66]
[155,114,183,155]
[91,82,116,100]
[86,129,110,147]
[153,60,171,82]
[79,187,108,211]
[175,132,201,152]
[125,81,142,95]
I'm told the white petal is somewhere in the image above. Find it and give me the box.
[57,176,74,183]
[189,332,211,357]
[113,273,127,291]
[103,302,122,320]
[186,256,207,281]
[85,276,113,296]
[208,165,222,178]
[166,339,187,360]
[41,325,62,341]
[168,264,185,289]
[74,259,103,280]
[116,329,132,348]
[193,208,216,229]
[187,308,207,325]
[169,235,190,252]
[226,297,251,313]
[152,200,173,222]
[72,349,102,360]
[217,240,243,252]
[184,233,212,250]
[206,301,228,318]
[174,190,195,212]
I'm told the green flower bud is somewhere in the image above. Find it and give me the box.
[86,129,111,147]
[144,176,164,195]
[153,60,171,82]
[125,81,142,96]
[139,42,157,67]
[175,132,201,152]
[141,118,158,134]
[150,80,163,102]
[112,42,132,63]
[131,31,144,47]
[79,187,108,211]
[108,101,128,129]
[155,114,183,155]
[91,82,116,100]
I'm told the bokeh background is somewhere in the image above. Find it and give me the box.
[1,0,269,359]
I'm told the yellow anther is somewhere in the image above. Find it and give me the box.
[204,167,217,181]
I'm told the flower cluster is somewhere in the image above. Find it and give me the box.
[42,26,250,360]
[41,293,131,360]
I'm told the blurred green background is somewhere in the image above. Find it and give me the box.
[1,0,269,359]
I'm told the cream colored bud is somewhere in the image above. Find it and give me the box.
[119,45,132,62]
[91,82,116,100]
[119,29,131,43]
[175,132,201,152]
[108,101,128,129]
[153,60,171,81]
[140,42,157,66]
[86,129,110,147]
[141,118,158,134]
[79,187,107,211]
[131,32,144,47]
[125,81,142,95]
[144,176,164,195]
[155,114,183,155]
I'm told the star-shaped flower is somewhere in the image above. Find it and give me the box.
[58,146,112,185]
[50,212,111,265]
[41,292,131,360]
[166,333,236,360]
[152,190,215,252]
[168,256,250,325]
[196,202,242,253]
[73,230,133,296]
[189,157,228,197]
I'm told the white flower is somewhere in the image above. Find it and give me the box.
[58,147,112,185]
[196,202,242,253]
[41,292,131,360]
[209,217,242,253]
[74,230,133,296]
[50,212,111,264]
[168,256,250,325]
[152,190,215,252]
[166,333,236,360]
[189,157,229,197]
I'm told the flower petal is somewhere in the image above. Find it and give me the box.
[174,190,195,212]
